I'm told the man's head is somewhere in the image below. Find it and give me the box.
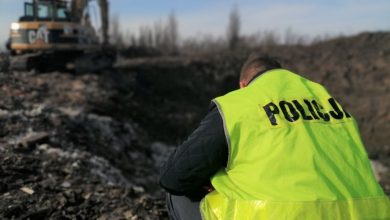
[239,54,282,88]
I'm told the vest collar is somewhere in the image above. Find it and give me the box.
[247,68,284,86]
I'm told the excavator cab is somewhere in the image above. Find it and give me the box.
[9,0,98,56]
[20,1,71,22]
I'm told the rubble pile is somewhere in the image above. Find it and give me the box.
[0,142,165,219]
[0,71,168,219]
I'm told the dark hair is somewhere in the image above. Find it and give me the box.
[240,53,282,82]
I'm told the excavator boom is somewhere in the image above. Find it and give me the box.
[71,0,109,44]
[98,0,109,45]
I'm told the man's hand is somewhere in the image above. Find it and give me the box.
[203,185,214,193]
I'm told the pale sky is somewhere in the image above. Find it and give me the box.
[0,0,389,49]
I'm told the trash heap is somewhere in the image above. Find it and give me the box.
[0,71,169,219]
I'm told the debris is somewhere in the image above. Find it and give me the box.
[20,187,34,195]
[133,186,145,193]
[61,181,71,188]
[151,142,174,168]
[371,160,390,182]
[38,144,49,151]
[83,192,92,200]
[16,131,49,148]
[0,182,8,193]
[124,210,134,219]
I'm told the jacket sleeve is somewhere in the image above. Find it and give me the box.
[159,105,228,200]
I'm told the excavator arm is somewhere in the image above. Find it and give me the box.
[71,0,88,22]
[71,0,109,45]
[98,0,109,45]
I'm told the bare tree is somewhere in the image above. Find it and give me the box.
[110,14,123,47]
[166,11,179,54]
[284,28,306,45]
[153,21,164,48]
[151,12,179,54]
[262,30,279,46]
[130,34,137,46]
[227,5,241,50]
[133,12,179,54]
[139,25,154,47]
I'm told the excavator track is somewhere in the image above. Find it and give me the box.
[9,53,40,71]
[8,50,116,73]
[0,53,10,72]
[9,52,69,72]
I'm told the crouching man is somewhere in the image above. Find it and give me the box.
[159,54,390,220]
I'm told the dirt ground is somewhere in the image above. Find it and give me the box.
[0,32,389,219]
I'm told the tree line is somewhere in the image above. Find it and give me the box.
[110,6,329,55]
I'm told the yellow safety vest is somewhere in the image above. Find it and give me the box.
[200,69,390,220]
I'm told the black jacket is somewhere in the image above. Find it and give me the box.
[159,104,228,200]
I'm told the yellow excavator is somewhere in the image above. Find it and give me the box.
[6,0,114,72]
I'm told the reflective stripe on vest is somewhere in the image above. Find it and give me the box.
[200,69,390,220]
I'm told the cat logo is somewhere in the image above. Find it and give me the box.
[28,24,49,44]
